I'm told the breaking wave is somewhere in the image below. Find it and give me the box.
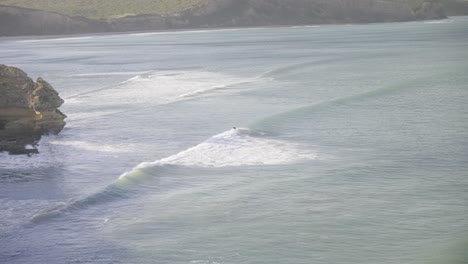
[121,128,317,174]
[30,128,317,223]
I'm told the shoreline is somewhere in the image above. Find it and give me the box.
[0,1,453,38]
[1,16,460,40]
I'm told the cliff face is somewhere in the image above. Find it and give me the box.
[0,65,66,154]
[0,0,447,36]
[0,5,108,36]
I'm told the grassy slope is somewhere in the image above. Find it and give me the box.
[439,0,468,15]
[0,0,207,19]
[1,0,467,19]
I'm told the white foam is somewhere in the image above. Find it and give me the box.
[121,129,317,177]
[84,70,251,107]
[289,25,321,29]
[178,84,229,98]
[424,19,452,24]
[49,140,132,153]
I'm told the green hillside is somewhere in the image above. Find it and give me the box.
[439,0,468,15]
[0,0,207,19]
[1,0,467,19]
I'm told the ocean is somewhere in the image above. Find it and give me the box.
[1,17,467,264]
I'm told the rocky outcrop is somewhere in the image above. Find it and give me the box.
[0,0,448,36]
[0,65,66,154]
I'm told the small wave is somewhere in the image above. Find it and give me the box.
[260,55,381,79]
[260,58,343,79]
[68,70,254,106]
[48,140,133,153]
[251,76,430,131]
[17,36,94,43]
[68,71,150,78]
[178,87,223,98]
[129,28,242,37]
[261,62,315,78]
[288,25,321,29]
[178,82,249,98]
[129,32,165,36]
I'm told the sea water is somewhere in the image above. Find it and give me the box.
[1,17,467,264]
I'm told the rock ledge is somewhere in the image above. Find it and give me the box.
[0,64,66,154]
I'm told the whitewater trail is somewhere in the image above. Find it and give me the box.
[66,70,257,106]
[30,128,318,223]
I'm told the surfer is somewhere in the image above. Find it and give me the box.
[233,127,237,130]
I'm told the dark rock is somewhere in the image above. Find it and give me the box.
[32,78,65,111]
[0,64,66,155]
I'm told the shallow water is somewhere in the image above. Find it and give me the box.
[1,17,467,264]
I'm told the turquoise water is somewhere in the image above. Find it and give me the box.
[1,18,467,264]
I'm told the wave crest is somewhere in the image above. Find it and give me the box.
[120,128,317,179]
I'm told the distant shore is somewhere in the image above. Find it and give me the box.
[0,0,450,37]
[2,17,461,42]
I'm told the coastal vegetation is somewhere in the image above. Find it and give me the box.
[0,0,463,36]
[0,0,206,19]
[1,0,467,19]
[439,0,468,14]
